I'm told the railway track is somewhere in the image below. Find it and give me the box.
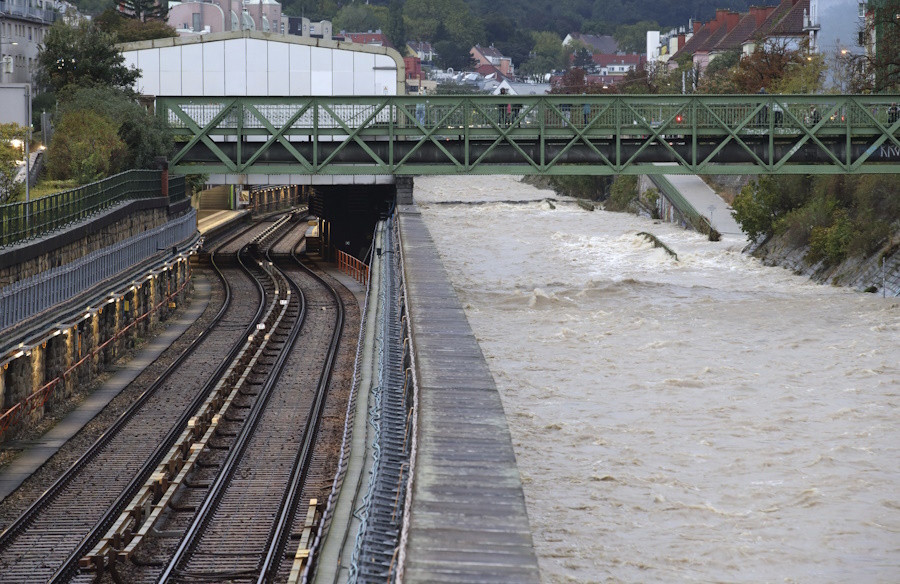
[0,221,276,583]
[0,210,360,583]
[116,220,345,583]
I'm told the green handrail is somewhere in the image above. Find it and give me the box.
[0,170,178,248]
[650,174,718,237]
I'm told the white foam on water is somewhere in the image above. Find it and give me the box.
[415,175,900,583]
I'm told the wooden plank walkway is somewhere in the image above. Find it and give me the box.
[397,205,541,583]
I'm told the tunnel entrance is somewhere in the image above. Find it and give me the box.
[307,184,396,262]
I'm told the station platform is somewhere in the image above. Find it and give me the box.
[197,209,250,238]
[397,205,541,582]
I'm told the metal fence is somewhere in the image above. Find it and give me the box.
[0,209,197,332]
[349,215,413,583]
[0,169,183,248]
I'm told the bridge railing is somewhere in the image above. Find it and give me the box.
[0,170,185,249]
[157,94,900,175]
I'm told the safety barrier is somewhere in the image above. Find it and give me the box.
[0,272,191,439]
[650,175,718,238]
[0,170,186,248]
[0,210,197,333]
[336,249,369,285]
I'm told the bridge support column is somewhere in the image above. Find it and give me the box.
[395,176,414,205]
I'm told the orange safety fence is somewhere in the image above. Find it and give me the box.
[0,273,192,440]
[336,250,369,286]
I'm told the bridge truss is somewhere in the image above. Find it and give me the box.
[158,94,900,176]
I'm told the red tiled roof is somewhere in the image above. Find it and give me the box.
[753,0,796,38]
[347,32,392,47]
[698,18,732,53]
[476,63,511,80]
[769,0,809,36]
[473,44,506,59]
[716,13,760,50]
[672,25,711,59]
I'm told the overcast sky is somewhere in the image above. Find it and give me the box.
[818,0,862,56]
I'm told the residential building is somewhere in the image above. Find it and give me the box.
[859,0,900,91]
[649,0,820,75]
[470,44,513,77]
[406,40,435,65]
[581,53,644,76]
[168,0,282,36]
[282,16,332,40]
[403,55,436,94]
[562,32,618,54]
[490,79,550,95]
[0,0,76,84]
[345,30,392,48]
[647,25,692,65]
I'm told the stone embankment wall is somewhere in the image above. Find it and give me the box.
[0,201,187,288]
[0,257,192,440]
[0,198,196,442]
[753,235,900,297]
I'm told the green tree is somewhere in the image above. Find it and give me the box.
[521,31,565,76]
[731,175,812,240]
[613,20,658,53]
[37,20,139,94]
[573,47,593,69]
[57,86,172,171]
[697,50,741,93]
[771,51,826,94]
[95,9,177,42]
[386,0,407,49]
[404,0,483,48]
[46,109,126,182]
[333,2,381,32]
[0,123,26,203]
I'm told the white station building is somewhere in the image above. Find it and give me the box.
[119,30,406,185]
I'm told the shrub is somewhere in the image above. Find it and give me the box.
[46,109,125,182]
[808,209,853,264]
[605,175,638,212]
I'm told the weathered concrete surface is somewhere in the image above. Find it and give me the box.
[398,204,540,583]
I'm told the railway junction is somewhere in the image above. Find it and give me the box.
[0,31,897,583]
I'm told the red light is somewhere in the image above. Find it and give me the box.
[675,114,684,123]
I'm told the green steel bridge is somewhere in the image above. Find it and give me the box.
[158,94,900,177]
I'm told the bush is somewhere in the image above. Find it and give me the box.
[57,86,173,171]
[605,175,638,212]
[547,175,611,200]
[808,209,853,264]
[46,109,125,182]
[776,195,837,246]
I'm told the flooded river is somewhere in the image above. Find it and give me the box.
[413,175,899,583]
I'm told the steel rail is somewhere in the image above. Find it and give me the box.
[42,223,270,583]
[0,220,263,581]
[257,227,346,584]
[157,219,311,583]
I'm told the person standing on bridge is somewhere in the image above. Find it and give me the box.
[416,100,426,126]
[582,94,591,128]
[889,103,899,125]
[756,87,769,127]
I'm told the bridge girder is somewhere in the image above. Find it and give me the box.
[157,94,900,176]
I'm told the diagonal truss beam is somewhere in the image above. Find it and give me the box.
[160,94,900,176]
